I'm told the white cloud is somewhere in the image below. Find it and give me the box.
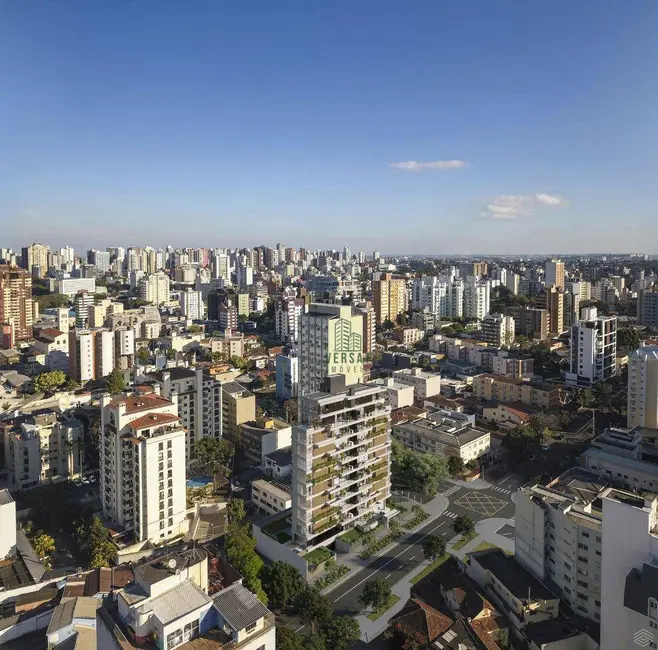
[389,160,466,172]
[483,193,566,219]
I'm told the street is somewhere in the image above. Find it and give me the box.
[287,472,522,629]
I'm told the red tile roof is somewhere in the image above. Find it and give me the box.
[123,393,172,413]
[389,598,453,644]
[40,328,65,338]
[128,412,179,430]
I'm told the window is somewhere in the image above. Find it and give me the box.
[245,622,257,634]
[578,543,588,550]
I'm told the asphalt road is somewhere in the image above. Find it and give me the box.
[323,474,520,616]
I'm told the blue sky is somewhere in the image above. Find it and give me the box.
[1,0,657,254]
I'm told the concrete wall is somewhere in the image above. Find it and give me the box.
[253,522,309,580]
[0,608,53,644]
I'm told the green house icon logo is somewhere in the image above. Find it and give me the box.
[334,318,362,352]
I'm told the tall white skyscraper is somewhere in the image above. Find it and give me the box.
[411,276,449,317]
[139,271,170,306]
[545,258,565,290]
[236,264,253,291]
[463,278,491,321]
[180,288,204,320]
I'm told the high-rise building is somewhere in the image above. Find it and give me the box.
[536,286,564,334]
[94,328,115,378]
[21,243,50,277]
[463,278,491,321]
[299,303,364,396]
[148,367,222,463]
[179,288,204,320]
[481,313,515,347]
[139,272,170,306]
[275,351,298,400]
[69,329,96,383]
[637,287,658,328]
[411,277,449,317]
[544,258,565,290]
[236,264,253,290]
[291,380,391,548]
[515,468,605,623]
[627,346,658,429]
[87,249,111,272]
[274,296,304,343]
[373,273,407,325]
[221,381,256,445]
[566,308,617,387]
[459,262,488,279]
[100,391,187,543]
[212,253,229,280]
[0,264,34,345]
[74,290,94,328]
[352,301,376,353]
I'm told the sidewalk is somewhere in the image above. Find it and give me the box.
[355,515,515,641]
[322,493,449,595]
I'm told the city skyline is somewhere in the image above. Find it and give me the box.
[2,1,658,253]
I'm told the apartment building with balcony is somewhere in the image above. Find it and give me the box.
[392,367,441,401]
[565,308,617,388]
[2,410,84,490]
[627,345,658,429]
[291,381,391,548]
[472,374,562,409]
[146,367,222,464]
[515,468,605,623]
[240,417,292,465]
[99,391,187,544]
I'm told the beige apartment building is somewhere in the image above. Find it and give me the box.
[373,273,408,326]
[473,374,562,409]
[627,345,658,429]
[0,264,34,345]
[221,381,256,445]
[536,287,565,334]
[2,410,84,490]
[291,382,391,548]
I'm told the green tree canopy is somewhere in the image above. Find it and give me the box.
[226,524,266,604]
[617,327,641,351]
[276,627,304,650]
[447,456,464,476]
[75,516,117,568]
[358,578,391,612]
[33,371,67,394]
[105,368,126,395]
[261,561,304,609]
[294,586,333,634]
[322,616,360,650]
[194,437,234,476]
[452,515,474,536]
[391,440,449,495]
[136,347,150,364]
[422,535,446,562]
[226,498,246,529]
[35,293,70,310]
[32,533,56,558]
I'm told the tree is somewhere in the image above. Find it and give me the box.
[391,440,449,495]
[422,535,446,562]
[515,335,530,350]
[76,516,117,568]
[33,370,67,394]
[229,355,251,370]
[106,368,126,395]
[304,637,327,650]
[35,293,70,310]
[136,347,150,364]
[322,616,360,650]
[453,515,474,537]
[188,324,204,333]
[226,525,266,603]
[64,377,80,391]
[358,578,391,612]
[447,456,464,476]
[261,561,304,609]
[226,498,246,529]
[33,533,55,558]
[276,627,304,650]
[194,437,234,477]
[617,327,641,351]
[294,587,333,634]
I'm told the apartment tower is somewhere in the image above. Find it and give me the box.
[0,265,34,346]
[627,346,658,429]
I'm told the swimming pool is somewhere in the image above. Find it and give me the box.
[186,475,213,488]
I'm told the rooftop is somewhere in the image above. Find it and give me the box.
[143,579,212,626]
[149,367,197,381]
[470,549,556,602]
[0,488,13,506]
[394,418,488,447]
[263,447,292,466]
[625,562,658,616]
[212,582,272,631]
[127,412,180,431]
[134,548,207,589]
[47,597,101,635]
[117,393,173,414]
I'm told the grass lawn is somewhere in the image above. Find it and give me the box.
[452,530,477,551]
[367,594,401,621]
[410,554,450,585]
[339,528,362,544]
[262,517,292,543]
[471,540,498,552]
[303,547,333,565]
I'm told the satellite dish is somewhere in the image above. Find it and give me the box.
[168,559,177,570]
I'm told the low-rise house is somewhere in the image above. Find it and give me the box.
[262,448,292,479]
[32,328,69,372]
[46,596,100,649]
[367,377,415,409]
[392,367,441,401]
[393,409,490,463]
[240,417,292,465]
[473,374,562,409]
[482,402,536,429]
[465,549,560,630]
[251,477,292,516]
[391,326,424,346]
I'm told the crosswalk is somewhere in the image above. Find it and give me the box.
[490,485,512,495]
[443,511,458,519]
[442,485,461,497]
